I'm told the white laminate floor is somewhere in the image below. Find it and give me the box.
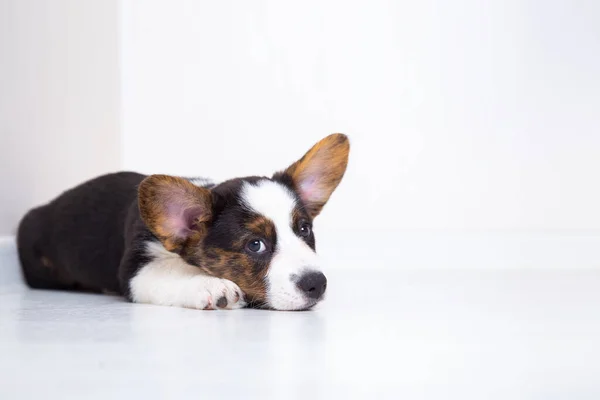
[1,268,600,399]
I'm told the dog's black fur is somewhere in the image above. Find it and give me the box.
[17,172,147,295]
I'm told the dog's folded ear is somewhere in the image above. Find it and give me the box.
[275,133,350,218]
[138,175,213,252]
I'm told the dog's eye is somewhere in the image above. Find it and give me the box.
[299,222,312,237]
[246,239,267,254]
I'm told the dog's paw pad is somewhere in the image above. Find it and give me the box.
[202,295,213,310]
[216,296,228,308]
[189,277,245,310]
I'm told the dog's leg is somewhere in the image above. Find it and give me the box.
[128,245,245,310]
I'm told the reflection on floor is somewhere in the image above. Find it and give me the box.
[2,268,600,399]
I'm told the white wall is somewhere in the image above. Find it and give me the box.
[0,0,121,235]
[121,0,600,233]
[2,1,598,236]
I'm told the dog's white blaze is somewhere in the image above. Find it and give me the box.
[130,241,245,309]
[241,180,321,310]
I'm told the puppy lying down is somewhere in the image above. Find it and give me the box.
[17,134,350,311]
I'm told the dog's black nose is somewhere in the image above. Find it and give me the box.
[297,271,327,299]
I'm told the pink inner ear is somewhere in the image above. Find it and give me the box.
[298,175,324,204]
[164,203,204,238]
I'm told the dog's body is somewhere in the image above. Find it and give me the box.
[17,134,349,311]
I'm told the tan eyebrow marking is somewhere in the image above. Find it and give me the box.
[244,215,275,239]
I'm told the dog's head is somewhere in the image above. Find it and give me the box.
[138,134,349,310]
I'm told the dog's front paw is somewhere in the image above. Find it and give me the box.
[188,276,246,310]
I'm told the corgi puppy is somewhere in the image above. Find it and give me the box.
[17,134,349,311]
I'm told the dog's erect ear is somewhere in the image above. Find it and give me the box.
[138,175,213,252]
[275,133,350,218]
